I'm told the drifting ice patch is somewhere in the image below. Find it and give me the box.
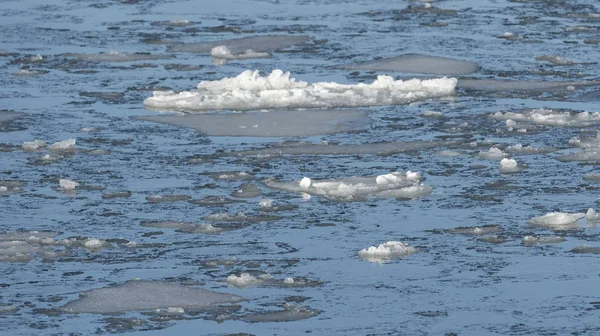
[167,35,309,54]
[49,139,75,151]
[478,147,508,160]
[134,109,369,137]
[266,171,431,200]
[499,158,525,173]
[535,55,575,65]
[341,54,479,76]
[358,241,416,263]
[211,45,270,61]
[505,143,555,155]
[0,110,25,123]
[226,273,270,288]
[59,280,246,314]
[527,212,585,226]
[59,179,79,190]
[65,51,172,62]
[522,235,566,246]
[143,69,457,112]
[491,109,600,127]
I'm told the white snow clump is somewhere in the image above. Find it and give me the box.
[358,241,416,262]
[49,139,76,151]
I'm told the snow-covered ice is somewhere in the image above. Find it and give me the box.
[59,179,79,190]
[527,212,585,226]
[144,69,457,112]
[358,241,416,262]
[499,158,524,173]
[49,139,75,151]
[22,140,45,151]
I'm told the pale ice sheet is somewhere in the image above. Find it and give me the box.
[265,171,432,200]
[458,79,600,93]
[521,236,566,246]
[59,280,246,314]
[527,212,585,226]
[342,54,479,76]
[144,69,457,112]
[0,110,25,123]
[167,35,310,53]
[135,109,369,137]
[557,133,600,162]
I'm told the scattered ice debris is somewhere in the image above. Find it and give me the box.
[49,138,75,151]
[504,143,554,155]
[341,54,479,76]
[437,149,462,157]
[31,54,42,61]
[358,241,416,263]
[239,304,320,323]
[65,51,172,62]
[83,238,103,249]
[521,235,566,246]
[22,140,45,151]
[449,225,503,235]
[301,193,311,201]
[535,55,574,65]
[0,180,24,193]
[59,179,79,190]
[491,109,600,127]
[226,273,270,288]
[266,171,431,201]
[145,194,191,203]
[527,212,585,226]
[497,32,523,40]
[143,69,457,112]
[499,158,525,173]
[167,35,309,54]
[59,280,246,314]
[0,231,59,241]
[478,147,508,160]
[557,133,600,162]
[135,109,369,137]
[211,45,270,61]
[0,241,47,262]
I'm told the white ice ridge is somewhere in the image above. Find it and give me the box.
[491,109,600,127]
[265,171,431,200]
[358,241,416,262]
[144,69,457,112]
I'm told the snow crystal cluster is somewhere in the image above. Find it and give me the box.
[144,69,457,112]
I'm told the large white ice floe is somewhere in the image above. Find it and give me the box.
[527,212,585,227]
[264,171,432,200]
[143,69,457,112]
[358,241,416,263]
[59,280,246,314]
[134,109,369,137]
[167,35,309,53]
[491,109,600,127]
[341,54,479,76]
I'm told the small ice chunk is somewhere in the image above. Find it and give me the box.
[259,198,273,208]
[283,277,294,284]
[226,273,264,288]
[478,147,507,160]
[506,119,516,127]
[499,158,523,173]
[586,208,598,221]
[522,235,565,246]
[358,241,416,262]
[84,238,102,249]
[22,140,46,151]
[422,110,442,117]
[405,171,421,180]
[527,212,585,226]
[211,45,270,60]
[301,193,311,201]
[59,179,79,190]
[49,138,75,151]
[299,177,312,188]
[0,186,7,192]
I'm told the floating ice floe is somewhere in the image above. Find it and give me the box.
[239,304,320,323]
[358,241,416,263]
[259,198,273,208]
[59,280,246,314]
[22,140,45,151]
[478,147,508,160]
[587,208,599,221]
[141,221,223,234]
[504,143,555,155]
[211,45,270,61]
[341,54,479,76]
[204,171,253,181]
[203,212,281,223]
[535,55,575,65]
[12,69,46,76]
[571,245,600,254]
[151,19,194,27]
[448,225,503,235]
[458,79,600,94]
[143,69,457,112]
[265,171,432,201]
[557,133,600,162]
[0,110,25,123]
[226,273,271,288]
[59,179,79,190]
[527,212,585,227]
[49,138,75,151]
[422,110,443,118]
[521,235,566,246]
[65,51,172,62]
[167,35,309,53]
[146,194,191,203]
[491,109,600,127]
[134,109,369,137]
[499,158,525,173]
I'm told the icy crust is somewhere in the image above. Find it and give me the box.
[59,280,246,314]
[143,69,457,112]
[491,109,600,127]
[527,212,585,226]
[358,241,416,263]
[265,172,431,200]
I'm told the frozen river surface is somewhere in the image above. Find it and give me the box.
[2,0,600,334]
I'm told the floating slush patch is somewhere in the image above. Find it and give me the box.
[143,70,456,112]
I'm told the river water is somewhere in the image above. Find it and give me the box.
[2,0,600,335]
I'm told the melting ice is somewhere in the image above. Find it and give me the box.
[144,69,456,112]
